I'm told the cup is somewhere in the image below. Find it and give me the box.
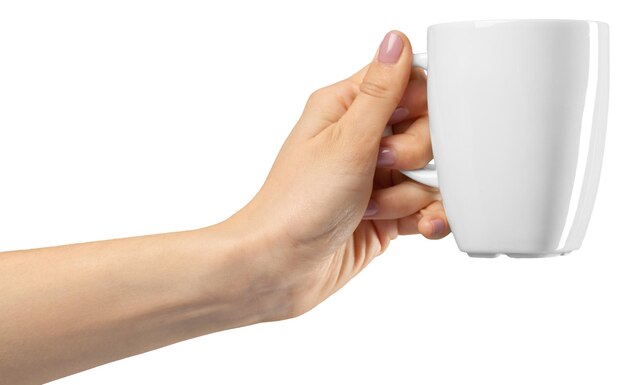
[399,20,609,258]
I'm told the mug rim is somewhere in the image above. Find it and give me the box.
[428,19,609,31]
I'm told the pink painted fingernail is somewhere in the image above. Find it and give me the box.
[364,199,378,218]
[377,147,396,167]
[378,31,403,64]
[389,106,409,123]
[430,218,445,236]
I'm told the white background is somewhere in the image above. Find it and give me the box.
[1,1,624,384]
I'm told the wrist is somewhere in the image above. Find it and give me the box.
[190,215,299,326]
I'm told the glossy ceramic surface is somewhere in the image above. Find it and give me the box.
[403,20,609,257]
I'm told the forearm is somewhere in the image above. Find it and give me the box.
[0,220,290,385]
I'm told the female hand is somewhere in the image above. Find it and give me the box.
[230,31,451,318]
[0,31,450,384]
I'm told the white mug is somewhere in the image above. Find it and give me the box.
[399,20,609,258]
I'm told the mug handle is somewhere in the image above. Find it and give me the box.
[384,52,439,188]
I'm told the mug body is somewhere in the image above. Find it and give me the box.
[426,20,609,257]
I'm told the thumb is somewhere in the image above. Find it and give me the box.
[337,31,413,145]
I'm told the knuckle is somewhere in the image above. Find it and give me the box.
[307,87,329,106]
[415,148,433,167]
[359,78,400,103]
[424,185,441,196]
[403,136,432,168]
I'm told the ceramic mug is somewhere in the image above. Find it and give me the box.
[397,20,609,258]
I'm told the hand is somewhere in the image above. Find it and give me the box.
[0,31,450,384]
[231,31,451,319]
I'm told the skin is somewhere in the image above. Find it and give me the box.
[0,31,450,385]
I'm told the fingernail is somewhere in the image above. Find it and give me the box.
[430,218,445,236]
[364,199,378,218]
[378,31,403,64]
[389,107,409,123]
[377,147,396,167]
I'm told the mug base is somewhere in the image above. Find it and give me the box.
[467,252,572,258]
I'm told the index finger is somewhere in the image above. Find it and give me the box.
[378,115,433,170]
